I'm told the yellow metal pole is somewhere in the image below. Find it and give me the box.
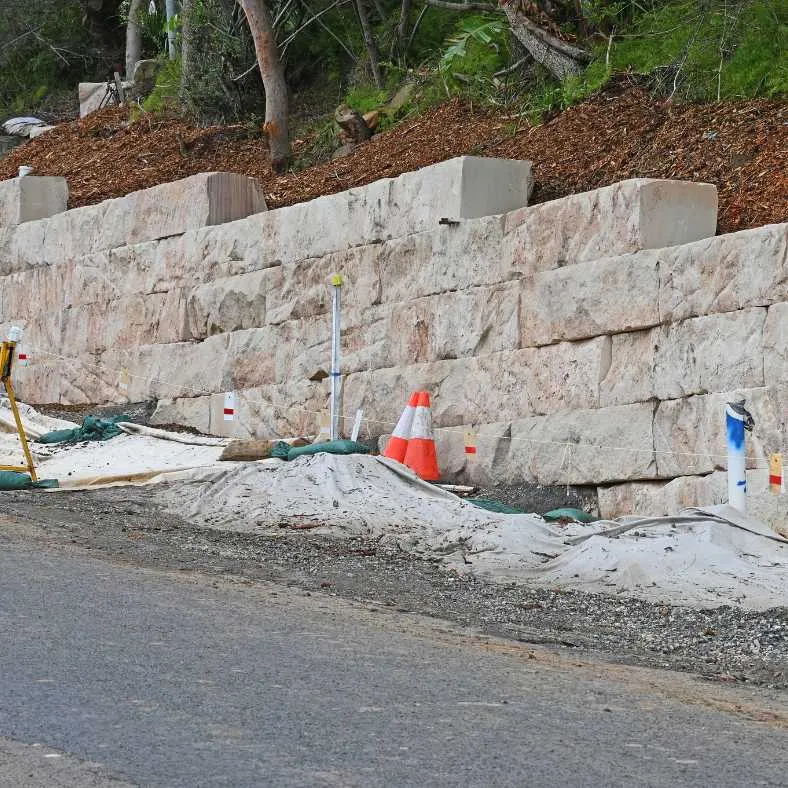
[0,340,37,482]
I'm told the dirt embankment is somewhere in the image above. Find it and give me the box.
[0,87,784,235]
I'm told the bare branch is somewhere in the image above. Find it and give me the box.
[424,0,498,10]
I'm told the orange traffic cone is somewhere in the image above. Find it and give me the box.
[383,391,419,463]
[403,391,440,481]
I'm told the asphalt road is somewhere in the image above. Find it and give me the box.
[0,541,786,787]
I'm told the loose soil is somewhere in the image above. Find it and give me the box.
[1,487,785,690]
[0,86,785,235]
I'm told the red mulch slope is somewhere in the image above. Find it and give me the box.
[0,87,785,234]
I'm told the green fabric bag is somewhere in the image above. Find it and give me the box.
[286,439,370,461]
[37,415,128,445]
[270,441,292,460]
[542,507,595,523]
[467,498,526,514]
[0,471,59,490]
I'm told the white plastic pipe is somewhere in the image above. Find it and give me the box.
[329,274,343,441]
[726,403,747,512]
[165,0,177,59]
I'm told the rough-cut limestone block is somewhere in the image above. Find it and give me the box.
[654,309,766,399]
[502,179,717,276]
[764,302,788,386]
[503,402,656,485]
[600,308,767,407]
[344,338,608,431]
[184,269,268,339]
[433,421,513,486]
[265,244,382,325]
[597,475,723,519]
[388,156,533,221]
[389,283,520,365]
[522,250,660,346]
[0,176,67,226]
[127,172,266,246]
[653,387,785,478]
[659,224,788,323]
[153,380,331,439]
[378,215,508,304]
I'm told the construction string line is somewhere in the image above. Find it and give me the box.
[17,345,785,467]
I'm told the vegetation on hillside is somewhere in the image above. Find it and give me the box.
[0,1,785,165]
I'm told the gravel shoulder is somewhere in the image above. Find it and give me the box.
[1,487,785,690]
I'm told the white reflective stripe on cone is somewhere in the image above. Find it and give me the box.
[409,406,433,440]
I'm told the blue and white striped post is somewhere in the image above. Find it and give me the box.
[726,401,753,513]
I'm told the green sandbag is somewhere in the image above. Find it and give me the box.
[467,498,526,514]
[37,415,128,445]
[0,471,59,490]
[542,507,595,523]
[270,441,292,460]
[287,439,370,461]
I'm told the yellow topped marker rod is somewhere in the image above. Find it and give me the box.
[0,327,37,481]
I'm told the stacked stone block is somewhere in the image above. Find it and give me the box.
[0,159,784,519]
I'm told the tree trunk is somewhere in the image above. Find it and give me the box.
[125,0,144,79]
[180,0,193,102]
[354,0,384,89]
[396,0,411,57]
[238,0,290,172]
[504,7,590,80]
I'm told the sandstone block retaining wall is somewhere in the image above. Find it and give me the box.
[0,159,784,518]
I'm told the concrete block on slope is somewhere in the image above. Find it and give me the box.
[0,176,67,226]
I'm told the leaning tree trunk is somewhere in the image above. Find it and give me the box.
[504,7,590,80]
[354,0,384,89]
[125,0,145,79]
[180,0,194,103]
[238,0,290,172]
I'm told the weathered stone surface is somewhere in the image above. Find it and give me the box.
[597,475,722,519]
[653,387,785,478]
[601,309,766,406]
[388,284,521,365]
[506,402,657,485]
[502,179,717,276]
[522,250,660,346]
[763,302,788,386]
[127,172,267,245]
[344,338,608,430]
[388,156,533,222]
[0,176,67,227]
[659,224,788,322]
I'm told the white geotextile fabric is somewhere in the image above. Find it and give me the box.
[0,401,226,485]
[158,453,788,611]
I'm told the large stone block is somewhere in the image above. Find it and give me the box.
[344,338,608,431]
[502,179,718,276]
[764,302,788,386]
[653,387,785,478]
[388,283,520,365]
[522,250,660,346]
[0,176,67,227]
[505,402,657,485]
[659,223,788,322]
[601,308,766,406]
[597,475,722,519]
[389,156,533,222]
[127,172,267,246]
